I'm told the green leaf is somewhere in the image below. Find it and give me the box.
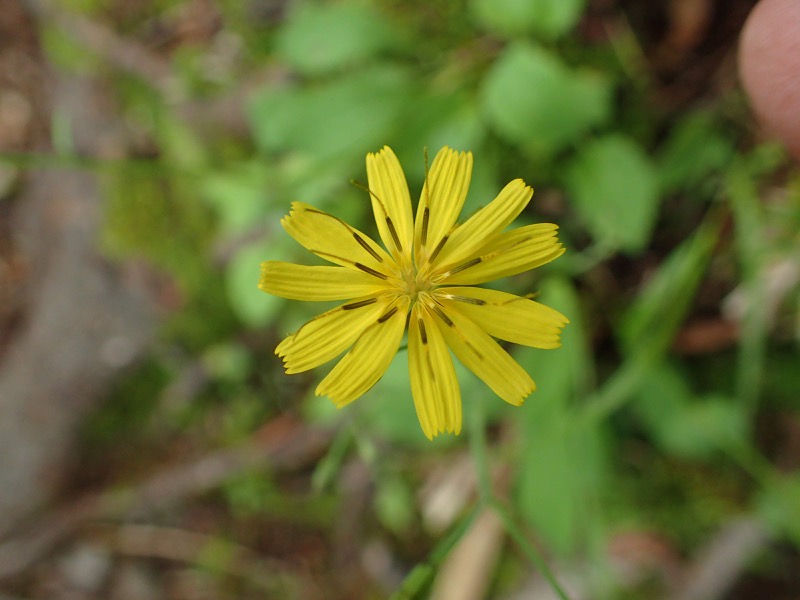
[226,241,287,327]
[249,66,414,163]
[514,277,606,556]
[635,366,748,459]
[276,3,396,75]
[757,474,800,548]
[619,216,720,353]
[668,396,748,457]
[470,0,585,39]
[564,134,659,253]
[384,93,497,219]
[632,363,689,435]
[201,162,271,235]
[481,43,611,158]
[389,93,486,172]
[516,275,593,405]
[375,474,416,534]
[657,111,735,195]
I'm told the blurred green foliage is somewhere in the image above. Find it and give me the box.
[470,0,585,39]
[28,0,800,597]
[515,276,605,557]
[276,2,399,75]
[482,42,611,159]
[565,134,659,253]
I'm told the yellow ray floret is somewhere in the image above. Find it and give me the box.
[366,147,414,261]
[408,303,461,439]
[259,145,568,440]
[414,147,473,263]
[437,287,569,349]
[260,262,387,301]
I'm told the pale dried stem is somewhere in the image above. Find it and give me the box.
[0,417,333,580]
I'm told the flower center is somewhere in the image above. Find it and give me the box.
[399,262,434,302]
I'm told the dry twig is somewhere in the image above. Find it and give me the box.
[0,416,334,580]
[670,517,770,600]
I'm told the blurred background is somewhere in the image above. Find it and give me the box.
[1,0,799,598]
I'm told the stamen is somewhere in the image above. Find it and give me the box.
[351,177,404,253]
[421,146,432,243]
[354,262,388,280]
[377,306,399,323]
[386,217,403,252]
[467,340,483,360]
[432,303,482,359]
[342,298,378,310]
[447,295,487,305]
[426,352,436,380]
[301,207,387,264]
[304,207,328,216]
[304,207,363,232]
[432,305,454,327]
[313,250,389,280]
[479,235,532,263]
[428,234,448,263]
[352,232,383,262]
[419,317,428,344]
[444,257,482,277]
[352,177,391,224]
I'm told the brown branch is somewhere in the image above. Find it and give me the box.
[20,0,283,138]
[98,523,315,596]
[670,517,770,600]
[20,0,173,87]
[0,416,334,580]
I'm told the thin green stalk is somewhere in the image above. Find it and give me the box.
[468,395,492,502]
[389,504,481,600]
[727,441,776,488]
[563,239,615,276]
[578,210,723,425]
[726,160,768,415]
[310,423,352,492]
[468,395,571,600]
[724,145,785,414]
[0,151,184,176]
[491,500,572,600]
[389,399,492,599]
[576,343,660,425]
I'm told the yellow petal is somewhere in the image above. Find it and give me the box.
[366,146,414,260]
[408,304,461,439]
[432,179,533,268]
[316,296,410,407]
[431,302,535,405]
[282,202,394,278]
[414,147,473,263]
[277,294,392,374]
[437,287,568,349]
[260,262,387,301]
[439,223,564,285]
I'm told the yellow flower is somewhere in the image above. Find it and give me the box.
[260,146,568,439]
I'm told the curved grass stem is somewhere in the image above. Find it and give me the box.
[490,499,573,600]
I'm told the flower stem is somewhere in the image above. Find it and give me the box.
[389,504,481,600]
[491,499,573,600]
[468,394,492,502]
